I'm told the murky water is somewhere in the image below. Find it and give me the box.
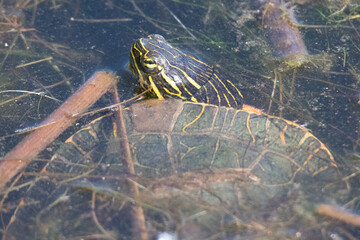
[0,1,359,239]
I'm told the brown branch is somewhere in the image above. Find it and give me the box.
[91,191,117,240]
[111,85,149,240]
[316,204,360,227]
[0,71,118,189]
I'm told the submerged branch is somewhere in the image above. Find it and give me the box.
[0,71,118,189]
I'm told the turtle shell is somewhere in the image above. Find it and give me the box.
[6,99,338,239]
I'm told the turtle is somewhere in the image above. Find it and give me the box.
[5,35,340,240]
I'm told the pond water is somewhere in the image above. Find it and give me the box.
[0,0,359,239]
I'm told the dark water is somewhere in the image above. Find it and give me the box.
[0,0,359,239]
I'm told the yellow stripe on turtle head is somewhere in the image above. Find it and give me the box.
[148,76,165,100]
[170,64,201,89]
[130,45,146,89]
[160,70,182,94]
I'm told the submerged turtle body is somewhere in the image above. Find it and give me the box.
[7,99,337,239]
[59,99,335,183]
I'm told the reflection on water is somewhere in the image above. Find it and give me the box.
[0,0,359,239]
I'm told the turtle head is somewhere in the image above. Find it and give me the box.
[129,34,197,100]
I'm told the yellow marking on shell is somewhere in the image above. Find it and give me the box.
[211,104,220,130]
[227,109,240,135]
[303,149,316,167]
[248,149,268,170]
[214,74,237,107]
[250,149,313,187]
[227,79,244,98]
[210,137,221,168]
[246,114,255,143]
[280,125,288,144]
[87,129,98,142]
[240,106,335,167]
[134,162,156,170]
[289,167,302,184]
[182,104,205,132]
[242,104,264,115]
[148,76,165,100]
[89,114,109,124]
[297,132,336,167]
[244,108,336,168]
[218,107,229,133]
[234,151,240,168]
[65,135,73,143]
[276,115,335,166]
[283,118,307,130]
[66,138,87,155]
[298,132,314,146]
[312,165,331,177]
[112,121,117,138]
[179,142,197,162]
[139,135,146,141]
[207,80,221,106]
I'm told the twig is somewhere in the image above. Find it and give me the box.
[15,56,53,68]
[0,89,151,141]
[0,28,36,34]
[91,191,116,240]
[110,84,149,240]
[0,90,61,102]
[157,0,196,39]
[30,32,73,61]
[278,70,283,118]
[70,18,132,23]
[0,77,71,107]
[267,69,277,115]
[0,71,118,189]
[130,0,169,33]
[316,204,360,227]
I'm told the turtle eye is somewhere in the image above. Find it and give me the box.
[143,58,157,69]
